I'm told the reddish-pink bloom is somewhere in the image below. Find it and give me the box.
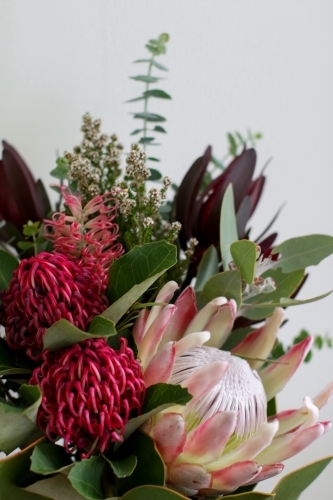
[2,252,108,359]
[30,338,146,458]
[44,187,124,287]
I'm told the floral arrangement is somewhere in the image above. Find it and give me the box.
[0,34,332,500]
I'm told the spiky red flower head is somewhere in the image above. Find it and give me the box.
[30,337,146,458]
[2,252,108,359]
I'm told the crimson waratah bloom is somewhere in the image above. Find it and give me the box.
[134,281,333,496]
[2,252,108,359]
[44,187,124,287]
[30,337,146,458]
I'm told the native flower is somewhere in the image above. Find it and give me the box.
[1,252,108,359]
[30,337,146,458]
[133,281,333,496]
[44,186,124,286]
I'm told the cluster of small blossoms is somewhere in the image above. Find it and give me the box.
[64,114,123,202]
[110,144,181,249]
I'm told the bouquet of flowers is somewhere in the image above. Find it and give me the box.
[0,34,332,500]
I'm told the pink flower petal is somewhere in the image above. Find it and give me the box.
[313,382,333,409]
[179,411,237,464]
[151,412,187,464]
[138,304,176,369]
[161,287,198,345]
[269,396,319,436]
[244,463,284,485]
[232,307,284,370]
[168,462,211,491]
[143,343,176,387]
[259,336,313,401]
[182,361,230,402]
[210,461,261,492]
[174,331,211,357]
[206,421,278,471]
[205,300,237,349]
[184,297,228,335]
[132,309,150,347]
[145,281,179,332]
[256,422,326,465]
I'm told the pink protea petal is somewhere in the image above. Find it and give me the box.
[132,309,150,348]
[232,307,284,370]
[174,331,211,357]
[161,287,198,346]
[151,412,187,464]
[184,297,228,336]
[143,342,176,387]
[179,411,237,464]
[206,420,279,471]
[204,300,237,349]
[256,422,326,465]
[181,361,230,403]
[313,382,333,409]
[269,396,319,436]
[145,281,179,332]
[138,304,176,369]
[259,336,313,401]
[168,463,211,492]
[210,461,261,493]
[244,463,284,485]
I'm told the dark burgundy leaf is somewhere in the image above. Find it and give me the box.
[254,204,285,243]
[247,175,265,215]
[36,179,52,217]
[257,232,278,256]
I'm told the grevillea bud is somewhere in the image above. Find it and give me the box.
[2,252,108,359]
[30,338,146,458]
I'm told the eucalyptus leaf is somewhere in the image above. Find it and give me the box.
[142,383,191,414]
[0,438,49,500]
[147,157,160,162]
[195,245,219,292]
[152,60,168,71]
[227,132,238,156]
[30,443,73,475]
[43,319,114,352]
[119,485,188,499]
[104,455,137,479]
[26,474,87,500]
[88,316,117,336]
[126,96,144,103]
[108,242,177,301]
[133,112,166,122]
[115,431,165,496]
[138,137,155,144]
[143,90,171,99]
[222,493,273,500]
[271,234,333,273]
[154,125,167,133]
[149,168,162,181]
[130,75,160,83]
[230,240,257,285]
[0,386,43,454]
[203,270,242,309]
[272,456,333,500]
[0,249,19,291]
[68,456,106,500]
[220,184,238,270]
[130,129,143,136]
[50,158,69,180]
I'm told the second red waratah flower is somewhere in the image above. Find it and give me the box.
[30,337,146,458]
[2,252,108,359]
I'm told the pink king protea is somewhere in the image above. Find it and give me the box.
[30,337,146,458]
[2,252,108,359]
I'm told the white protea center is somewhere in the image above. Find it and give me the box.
[170,346,267,436]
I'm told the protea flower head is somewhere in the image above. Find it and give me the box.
[2,252,108,359]
[134,281,333,496]
[175,147,277,286]
[44,186,124,286]
[30,337,146,458]
[0,140,51,248]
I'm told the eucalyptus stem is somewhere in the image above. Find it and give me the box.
[142,56,155,151]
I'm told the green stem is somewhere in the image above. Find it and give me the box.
[142,56,155,151]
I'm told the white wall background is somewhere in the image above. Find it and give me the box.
[1,1,333,497]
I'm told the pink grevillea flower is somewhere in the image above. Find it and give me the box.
[30,337,145,458]
[44,187,124,286]
[133,281,333,496]
[2,252,108,359]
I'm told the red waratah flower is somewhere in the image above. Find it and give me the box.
[44,186,124,287]
[2,252,108,359]
[30,337,146,458]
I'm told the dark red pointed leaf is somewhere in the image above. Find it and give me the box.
[257,232,278,256]
[35,179,52,217]
[247,175,265,215]
[176,146,211,249]
[1,141,43,227]
[0,159,22,226]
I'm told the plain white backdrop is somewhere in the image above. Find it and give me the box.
[1,1,333,497]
